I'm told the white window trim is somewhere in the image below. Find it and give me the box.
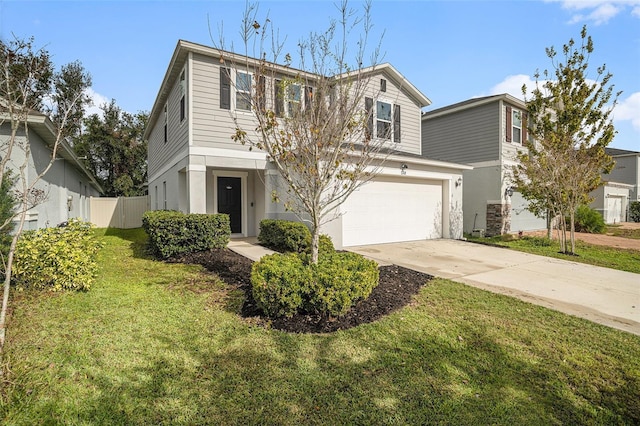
[234,70,253,113]
[512,109,522,145]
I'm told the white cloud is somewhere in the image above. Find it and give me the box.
[84,88,110,118]
[614,91,640,131]
[488,74,537,100]
[546,0,640,25]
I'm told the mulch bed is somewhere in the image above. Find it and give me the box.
[172,248,433,333]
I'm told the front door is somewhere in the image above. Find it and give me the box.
[217,177,242,233]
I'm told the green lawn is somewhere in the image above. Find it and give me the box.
[1,228,639,425]
[606,225,640,240]
[466,234,640,274]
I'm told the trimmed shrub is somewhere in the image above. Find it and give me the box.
[251,253,310,318]
[308,252,379,317]
[250,251,379,318]
[573,205,606,234]
[258,219,335,255]
[630,201,640,223]
[258,219,310,253]
[142,211,230,259]
[13,219,103,291]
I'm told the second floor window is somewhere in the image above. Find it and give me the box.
[366,97,401,143]
[512,109,522,144]
[179,69,186,122]
[236,72,252,111]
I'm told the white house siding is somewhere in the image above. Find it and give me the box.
[590,183,631,224]
[509,191,547,232]
[422,101,500,164]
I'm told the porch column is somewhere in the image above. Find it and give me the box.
[187,165,207,213]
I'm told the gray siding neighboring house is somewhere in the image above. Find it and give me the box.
[422,94,547,236]
[145,40,471,248]
[0,111,103,230]
[604,148,640,202]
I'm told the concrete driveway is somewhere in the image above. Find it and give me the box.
[348,239,640,336]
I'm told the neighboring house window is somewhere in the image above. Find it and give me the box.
[179,69,186,122]
[163,103,168,144]
[163,181,167,210]
[236,71,252,111]
[366,97,401,143]
[506,106,527,144]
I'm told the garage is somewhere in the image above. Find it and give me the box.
[510,191,547,232]
[341,176,443,247]
[606,196,625,224]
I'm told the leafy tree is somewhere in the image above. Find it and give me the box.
[513,25,619,254]
[0,36,91,355]
[74,100,148,197]
[227,0,389,263]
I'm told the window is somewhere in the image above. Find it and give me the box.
[163,103,168,143]
[179,70,186,122]
[380,79,387,92]
[376,101,392,139]
[512,109,522,144]
[236,71,252,111]
[366,97,401,143]
[286,83,301,116]
[163,181,167,210]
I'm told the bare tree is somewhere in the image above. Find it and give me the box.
[0,37,91,355]
[513,25,619,254]
[220,1,394,263]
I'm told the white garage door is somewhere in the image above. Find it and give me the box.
[606,196,624,224]
[342,177,443,247]
[510,191,547,232]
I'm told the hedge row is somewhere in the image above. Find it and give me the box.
[142,211,230,259]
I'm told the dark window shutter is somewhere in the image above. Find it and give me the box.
[365,97,373,140]
[275,79,283,117]
[257,75,266,112]
[180,95,186,122]
[522,112,528,144]
[505,105,512,142]
[393,104,401,143]
[220,67,231,110]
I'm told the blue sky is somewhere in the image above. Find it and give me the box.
[1,0,639,151]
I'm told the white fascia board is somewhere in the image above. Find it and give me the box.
[383,153,473,171]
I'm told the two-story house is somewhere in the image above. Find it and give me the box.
[421,94,547,236]
[0,109,103,229]
[144,40,470,248]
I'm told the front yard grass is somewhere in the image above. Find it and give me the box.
[1,228,639,425]
[606,225,640,239]
[466,234,640,274]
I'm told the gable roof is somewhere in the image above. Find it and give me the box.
[145,40,431,139]
[606,147,640,157]
[0,109,103,193]
[421,93,526,120]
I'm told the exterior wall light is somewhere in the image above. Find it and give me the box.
[455,177,462,187]
[505,186,514,197]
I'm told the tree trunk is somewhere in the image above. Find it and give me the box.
[0,198,29,367]
[310,226,320,265]
[569,210,576,255]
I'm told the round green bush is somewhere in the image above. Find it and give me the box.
[573,205,605,234]
[250,250,379,319]
[308,252,379,317]
[251,253,311,318]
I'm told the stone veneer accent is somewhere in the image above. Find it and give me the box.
[486,203,511,236]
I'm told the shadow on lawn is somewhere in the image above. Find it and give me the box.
[29,319,635,425]
[103,227,152,260]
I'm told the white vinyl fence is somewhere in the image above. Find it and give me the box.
[90,196,149,229]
